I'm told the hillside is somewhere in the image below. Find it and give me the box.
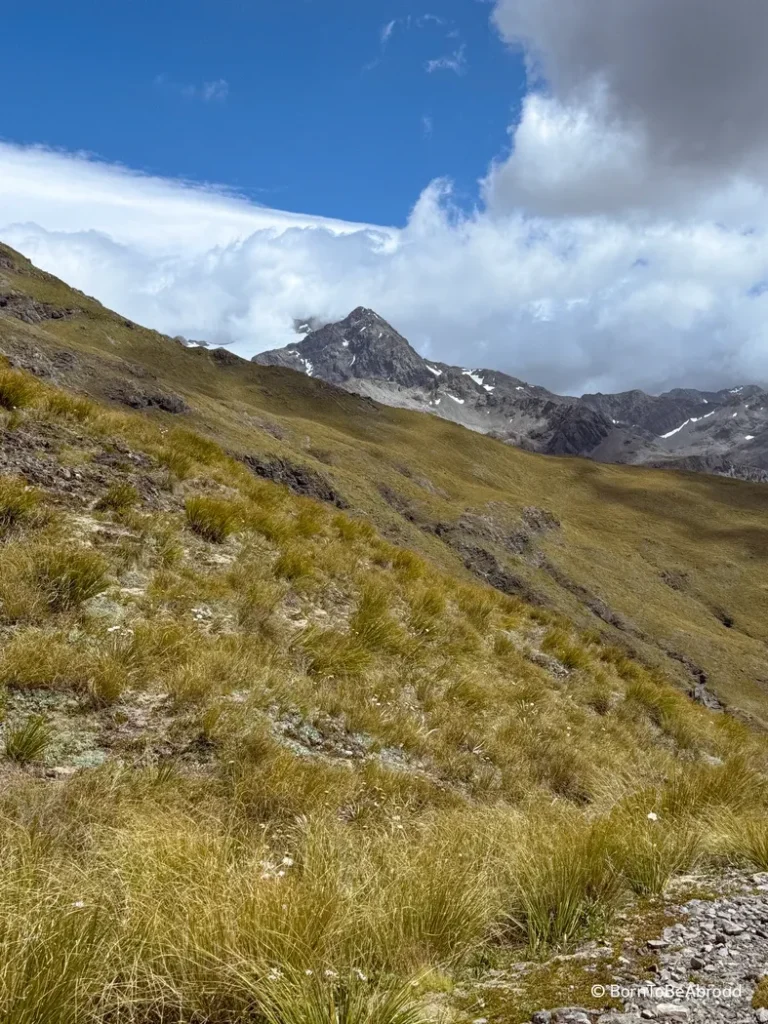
[1,242,768,724]
[254,307,768,482]
[1,241,768,1021]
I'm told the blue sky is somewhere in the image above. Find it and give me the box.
[1,0,766,394]
[1,0,525,225]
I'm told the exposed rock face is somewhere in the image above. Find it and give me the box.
[0,292,79,324]
[254,309,768,483]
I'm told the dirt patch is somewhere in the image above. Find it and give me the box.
[660,569,689,591]
[243,455,349,508]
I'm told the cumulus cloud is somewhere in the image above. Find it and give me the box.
[2,142,768,394]
[487,0,768,215]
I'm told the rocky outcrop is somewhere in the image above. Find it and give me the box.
[0,292,79,324]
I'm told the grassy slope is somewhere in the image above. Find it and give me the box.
[0,255,767,1019]
[2,242,767,722]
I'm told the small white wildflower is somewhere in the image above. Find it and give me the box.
[305,969,314,976]
[106,625,121,633]
[72,900,85,908]
[282,856,294,867]
[277,870,285,877]
[647,811,658,821]
[324,969,338,979]
[267,968,283,982]
[354,969,367,982]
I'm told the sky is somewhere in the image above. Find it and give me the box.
[2,0,768,395]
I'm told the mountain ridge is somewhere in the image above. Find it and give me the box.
[254,308,768,482]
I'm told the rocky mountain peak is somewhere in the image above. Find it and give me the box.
[255,307,434,389]
[253,308,768,483]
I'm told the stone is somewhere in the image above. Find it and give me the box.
[755,1009,768,1023]
[690,956,706,970]
[531,1013,552,1024]
[654,1006,689,1020]
[45,765,78,779]
[648,940,669,950]
[723,922,747,936]
[552,1010,592,1024]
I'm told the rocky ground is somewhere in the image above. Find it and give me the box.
[520,872,768,1024]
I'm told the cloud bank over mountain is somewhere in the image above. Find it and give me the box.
[3,0,768,395]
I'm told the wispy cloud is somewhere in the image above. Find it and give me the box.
[425,44,467,75]
[422,115,434,138]
[380,19,396,45]
[200,79,229,102]
[376,13,451,52]
[154,74,230,102]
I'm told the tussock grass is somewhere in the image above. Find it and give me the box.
[0,627,132,704]
[95,481,140,513]
[274,546,317,585]
[298,625,372,679]
[0,367,40,410]
[32,545,110,611]
[0,351,765,1017]
[185,495,241,542]
[350,583,406,654]
[0,542,109,622]
[0,477,43,537]
[3,715,52,763]
[541,627,591,671]
[508,822,624,952]
[45,391,95,421]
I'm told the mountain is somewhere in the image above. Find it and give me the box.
[3,239,768,1022]
[254,307,768,482]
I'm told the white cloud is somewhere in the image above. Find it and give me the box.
[487,0,768,216]
[2,142,768,394]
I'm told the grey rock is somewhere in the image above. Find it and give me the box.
[655,1006,689,1020]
